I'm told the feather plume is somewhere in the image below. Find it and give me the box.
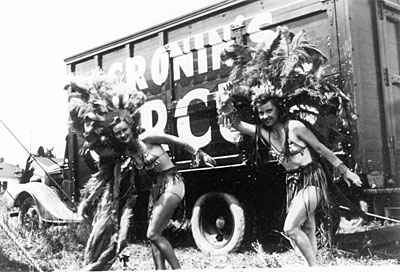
[217,29,287,114]
[218,25,355,150]
[65,69,147,160]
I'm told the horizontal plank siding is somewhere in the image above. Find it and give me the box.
[101,45,130,75]
[63,0,398,181]
[74,57,96,75]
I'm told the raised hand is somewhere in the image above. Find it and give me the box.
[216,83,234,114]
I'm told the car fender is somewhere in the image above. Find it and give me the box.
[5,182,80,224]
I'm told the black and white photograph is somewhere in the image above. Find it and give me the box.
[0,0,399,271]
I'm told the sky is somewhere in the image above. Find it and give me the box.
[0,0,222,167]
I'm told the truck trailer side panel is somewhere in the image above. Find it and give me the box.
[66,0,344,168]
[374,0,400,183]
[63,0,400,252]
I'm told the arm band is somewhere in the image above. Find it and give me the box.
[335,162,349,176]
[332,159,342,168]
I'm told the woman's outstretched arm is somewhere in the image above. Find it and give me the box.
[140,132,216,167]
[292,120,362,187]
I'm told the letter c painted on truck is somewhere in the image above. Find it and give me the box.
[175,88,211,149]
[151,46,169,86]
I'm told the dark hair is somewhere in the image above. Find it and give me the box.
[252,92,288,123]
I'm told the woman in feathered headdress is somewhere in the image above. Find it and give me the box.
[67,69,215,270]
[218,26,362,266]
[109,112,215,270]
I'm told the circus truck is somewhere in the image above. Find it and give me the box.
[5,0,400,254]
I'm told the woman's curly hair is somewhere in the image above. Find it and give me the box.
[252,92,289,125]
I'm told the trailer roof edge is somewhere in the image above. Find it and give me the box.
[64,0,250,64]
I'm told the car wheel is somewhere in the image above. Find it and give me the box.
[191,192,245,254]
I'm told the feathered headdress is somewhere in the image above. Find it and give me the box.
[65,68,146,158]
[66,70,145,251]
[218,26,355,149]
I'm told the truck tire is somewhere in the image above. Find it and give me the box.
[191,192,245,254]
[18,197,43,230]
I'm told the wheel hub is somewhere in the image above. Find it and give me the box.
[215,216,225,229]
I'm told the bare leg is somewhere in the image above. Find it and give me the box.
[147,193,181,270]
[302,212,317,255]
[151,243,166,270]
[283,186,319,266]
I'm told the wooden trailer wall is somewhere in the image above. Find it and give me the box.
[65,0,344,167]
[64,0,400,191]
[340,0,400,187]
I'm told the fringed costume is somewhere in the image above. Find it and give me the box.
[148,167,185,221]
[65,69,146,271]
[82,161,138,271]
[217,25,365,246]
[66,69,213,270]
[284,162,330,217]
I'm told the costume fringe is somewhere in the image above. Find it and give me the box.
[80,160,138,271]
[285,162,333,244]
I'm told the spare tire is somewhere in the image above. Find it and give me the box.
[191,192,245,254]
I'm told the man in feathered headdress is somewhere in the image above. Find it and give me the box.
[66,69,215,270]
[65,70,146,271]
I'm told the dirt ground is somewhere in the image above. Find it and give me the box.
[0,215,399,271]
